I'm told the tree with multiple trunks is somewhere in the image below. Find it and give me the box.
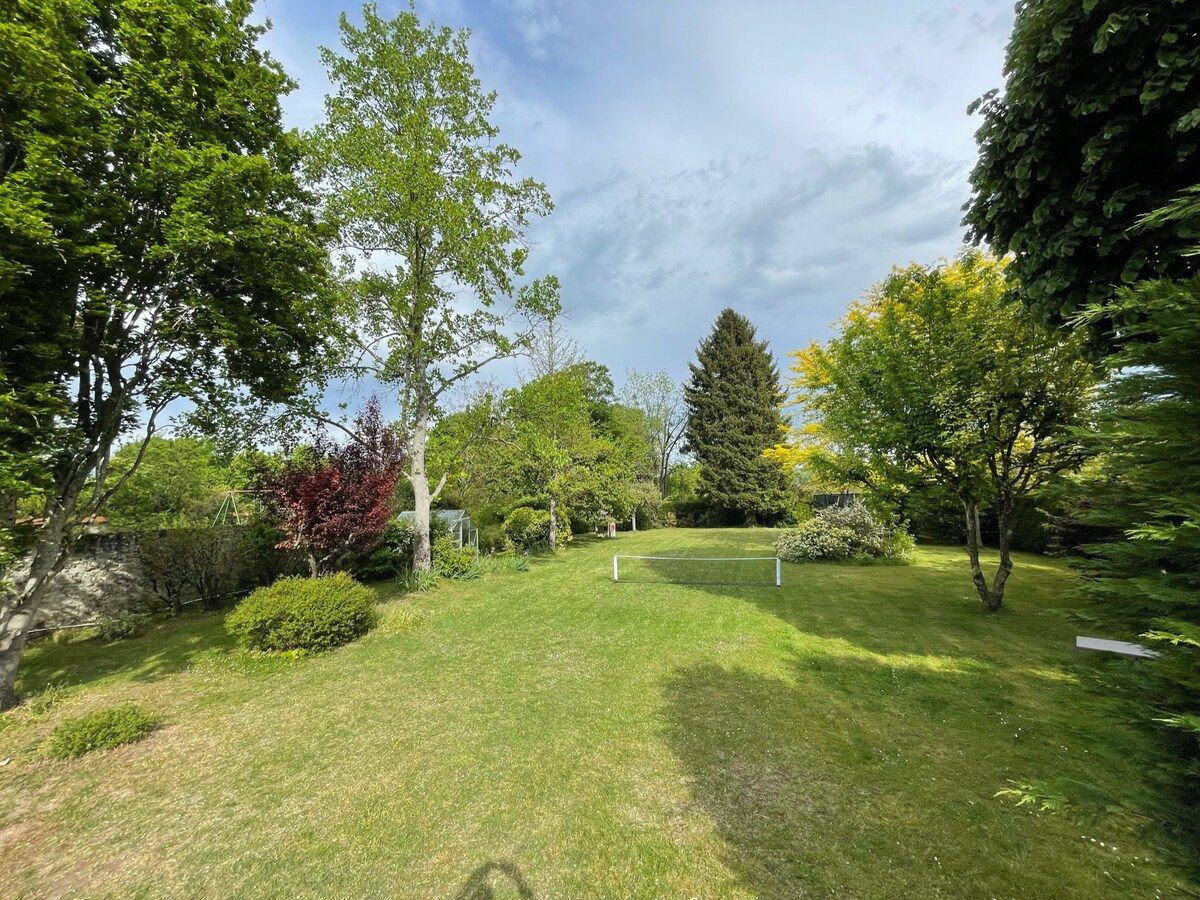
[258,398,405,577]
[684,309,791,525]
[963,0,1200,333]
[306,3,559,574]
[783,252,1096,612]
[0,0,336,708]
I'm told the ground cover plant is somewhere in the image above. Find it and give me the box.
[0,530,1195,897]
[45,704,157,759]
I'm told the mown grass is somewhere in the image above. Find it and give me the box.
[0,530,1195,898]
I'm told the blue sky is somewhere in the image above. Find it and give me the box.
[257,0,1013,393]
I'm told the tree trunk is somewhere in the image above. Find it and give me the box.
[548,496,558,550]
[307,551,319,578]
[963,498,1002,613]
[990,498,1015,609]
[409,405,433,573]
[631,510,637,532]
[0,494,75,710]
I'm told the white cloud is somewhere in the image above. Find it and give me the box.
[258,0,1012,392]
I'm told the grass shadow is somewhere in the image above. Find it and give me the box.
[661,653,1194,898]
[17,611,234,696]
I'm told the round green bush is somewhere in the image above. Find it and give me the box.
[46,704,158,759]
[225,572,378,652]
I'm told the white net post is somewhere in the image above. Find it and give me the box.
[613,555,619,582]
[776,557,781,588]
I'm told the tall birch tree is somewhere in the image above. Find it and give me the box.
[307,3,558,571]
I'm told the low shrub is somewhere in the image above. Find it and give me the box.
[95,613,154,642]
[46,704,158,759]
[225,573,378,652]
[776,501,913,562]
[776,519,856,561]
[432,535,479,578]
[402,568,440,593]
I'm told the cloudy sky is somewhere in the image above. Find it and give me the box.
[257,0,1014,392]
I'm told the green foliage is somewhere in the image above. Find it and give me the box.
[351,516,450,581]
[95,613,154,642]
[788,251,1095,610]
[684,309,791,525]
[401,568,441,593]
[306,3,559,572]
[0,0,338,705]
[964,0,1200,333]
[432,536,479,578]
[502,506,570,552]
[1072,278,1200,812]
[103,438,232,529]
[225,573,378,653]
[45,705,158,759]
[137,527,252,611]
[620,369,687,497]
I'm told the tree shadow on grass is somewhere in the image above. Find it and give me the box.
[17,611,234,696]
[661,650,1195,899]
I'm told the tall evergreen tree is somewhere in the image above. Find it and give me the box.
[1073,277,1200,817]
[684,309,790,525]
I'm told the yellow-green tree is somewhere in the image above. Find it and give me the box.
[780,251,1095,611]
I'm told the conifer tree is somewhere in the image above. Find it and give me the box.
[684,309,790,525]
[1073,277,1200,813]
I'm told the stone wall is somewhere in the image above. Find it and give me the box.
[26,531,158,630]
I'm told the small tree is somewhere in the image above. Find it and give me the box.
[306,4,559,573]
[621,370,687,498]
[784,251,1096,612]
[684,309,791,525]
[259,399,404,576]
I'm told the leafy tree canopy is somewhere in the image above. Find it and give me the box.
[306,2,559,571]
[0,0,337,709]
[102,437,234,530]
[964,0,1200,334]
[782,251,1096,611]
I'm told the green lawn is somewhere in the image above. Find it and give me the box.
[0,530,1194,898]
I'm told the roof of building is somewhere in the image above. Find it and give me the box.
[396,509,470,523]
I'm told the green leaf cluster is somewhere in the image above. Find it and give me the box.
[225,572,378,653]
[1073,278,1200,802]
[963,0,1200,335]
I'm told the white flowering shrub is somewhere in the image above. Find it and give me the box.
[775,500,914,562]
[775,519,855,561]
